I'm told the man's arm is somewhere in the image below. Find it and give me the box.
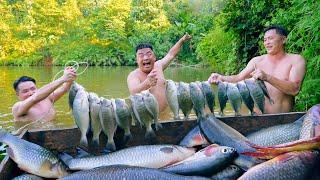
[208,57,258,84]
[127,70,157,95]
[252,55,306,96]
[12,67,76,118]
[158,34,192,70]
[49,81,73,102]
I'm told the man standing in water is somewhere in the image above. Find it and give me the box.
[208,25,306,114]
[12,67,77,121]
[127,34,191,112]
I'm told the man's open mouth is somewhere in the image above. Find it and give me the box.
[143,62,151,67]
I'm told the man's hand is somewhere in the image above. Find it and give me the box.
[62,66,77,82]
[208,73,223,84]
[181,33,192,42]
[145,69,158,88]
[250,68,271,81]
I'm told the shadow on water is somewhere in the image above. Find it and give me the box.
[0,66,248,132]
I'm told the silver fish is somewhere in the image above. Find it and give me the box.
[142,91,162,130]
[237,81,254,115]
[238,151,319,180]
[226,83,242,116]
[217,81,228,116]
[166,80,180,120]
[130,94,155,139]
[68,82,85,109]
[211,165,243,180]
[72,89,90,147]
[189,82,206,119]
[245,78,265,113]
[177,82,193,120]
[0,130,68,178]
[300,104,320,139]
[59,165,210,180]
[255,79,274,105]
[163,144,237,176]
[12,174,43,180]
[99,98,117,151]
[88,92,102,147]
[114,98,132,142]
[179,125,209,147]
[201,81,215,114]
[60,145,195,170]
[246,116,303,146]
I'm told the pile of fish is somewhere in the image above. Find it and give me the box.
[2,105,320,179]
[69,82,161,151]
[165,78,274,118]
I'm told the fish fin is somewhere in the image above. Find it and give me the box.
[6,147,15,160]
[76,147,91,158]
[59,152,73,164]
[80,136,88,147]
[123,133,133,143]
[154,122,163,131]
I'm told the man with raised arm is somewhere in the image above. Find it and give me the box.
[12,67,77,121]
[127,34,191,112]
[208,25,306,114]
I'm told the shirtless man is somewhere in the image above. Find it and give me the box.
[208,25,306,114]
[127,34,191,112]
[12,67,77,121]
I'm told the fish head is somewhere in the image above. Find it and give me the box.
[307,104,320,125]
[50,161,69,178]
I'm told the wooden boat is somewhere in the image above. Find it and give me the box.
[1,112,318,179]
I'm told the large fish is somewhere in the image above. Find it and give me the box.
[236,80,254,115]
[59,165,210,180]
[12,174,43,180]
[114,98,132,142]
[68,82,84,109]
[243,105,320,159]
[300,104,320,139]
[72,89,90,147]
[179,125,209,147]
[211,165,243,180]
[0,130,68,178]
[201,81,215,113]
[217,81,228,116]
[255,79,274,105]
[246,115,304,146]
[177,82,193,120]
[199,114,261,170]
[130,94,155,139]
[189,82,206,119]
[142,91,162,130]
[88,92,102,147]
[226,83,242,116]
[166,80,180,120]
[244,78,265,113]
[99,98,117,151]
[238,151,319,180]
[162,144,237,176]
[60,145,195,170]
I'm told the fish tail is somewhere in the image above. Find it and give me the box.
[123,133,133,143]
[80,136,88,147]
[269,98,275,105]
[59,152,73,165]
[106,141,116,152]
[92,138,99,147]
[145,129,156,140]
[155,122,163,131]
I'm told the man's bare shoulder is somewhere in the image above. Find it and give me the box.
[248,55,265,64]
[127,68,140,79]
[287,53,305,63]
[12,101,21,113]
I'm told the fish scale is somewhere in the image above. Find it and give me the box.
[0,130,68,178]
[114,98,132,142]
[226,83,242,116]
[201,81,215,114]
[62,145,195,170]
[189,82,206,119]
[237,80,254,115]
[177,82,193,120]
[166,80,180,120]
[88,92,102,147]
[217,82,228,116]
[244,78,265,113]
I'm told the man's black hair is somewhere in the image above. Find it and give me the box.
[264,25,288,37]
[13,76,36,92]
[135,43,153,53]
